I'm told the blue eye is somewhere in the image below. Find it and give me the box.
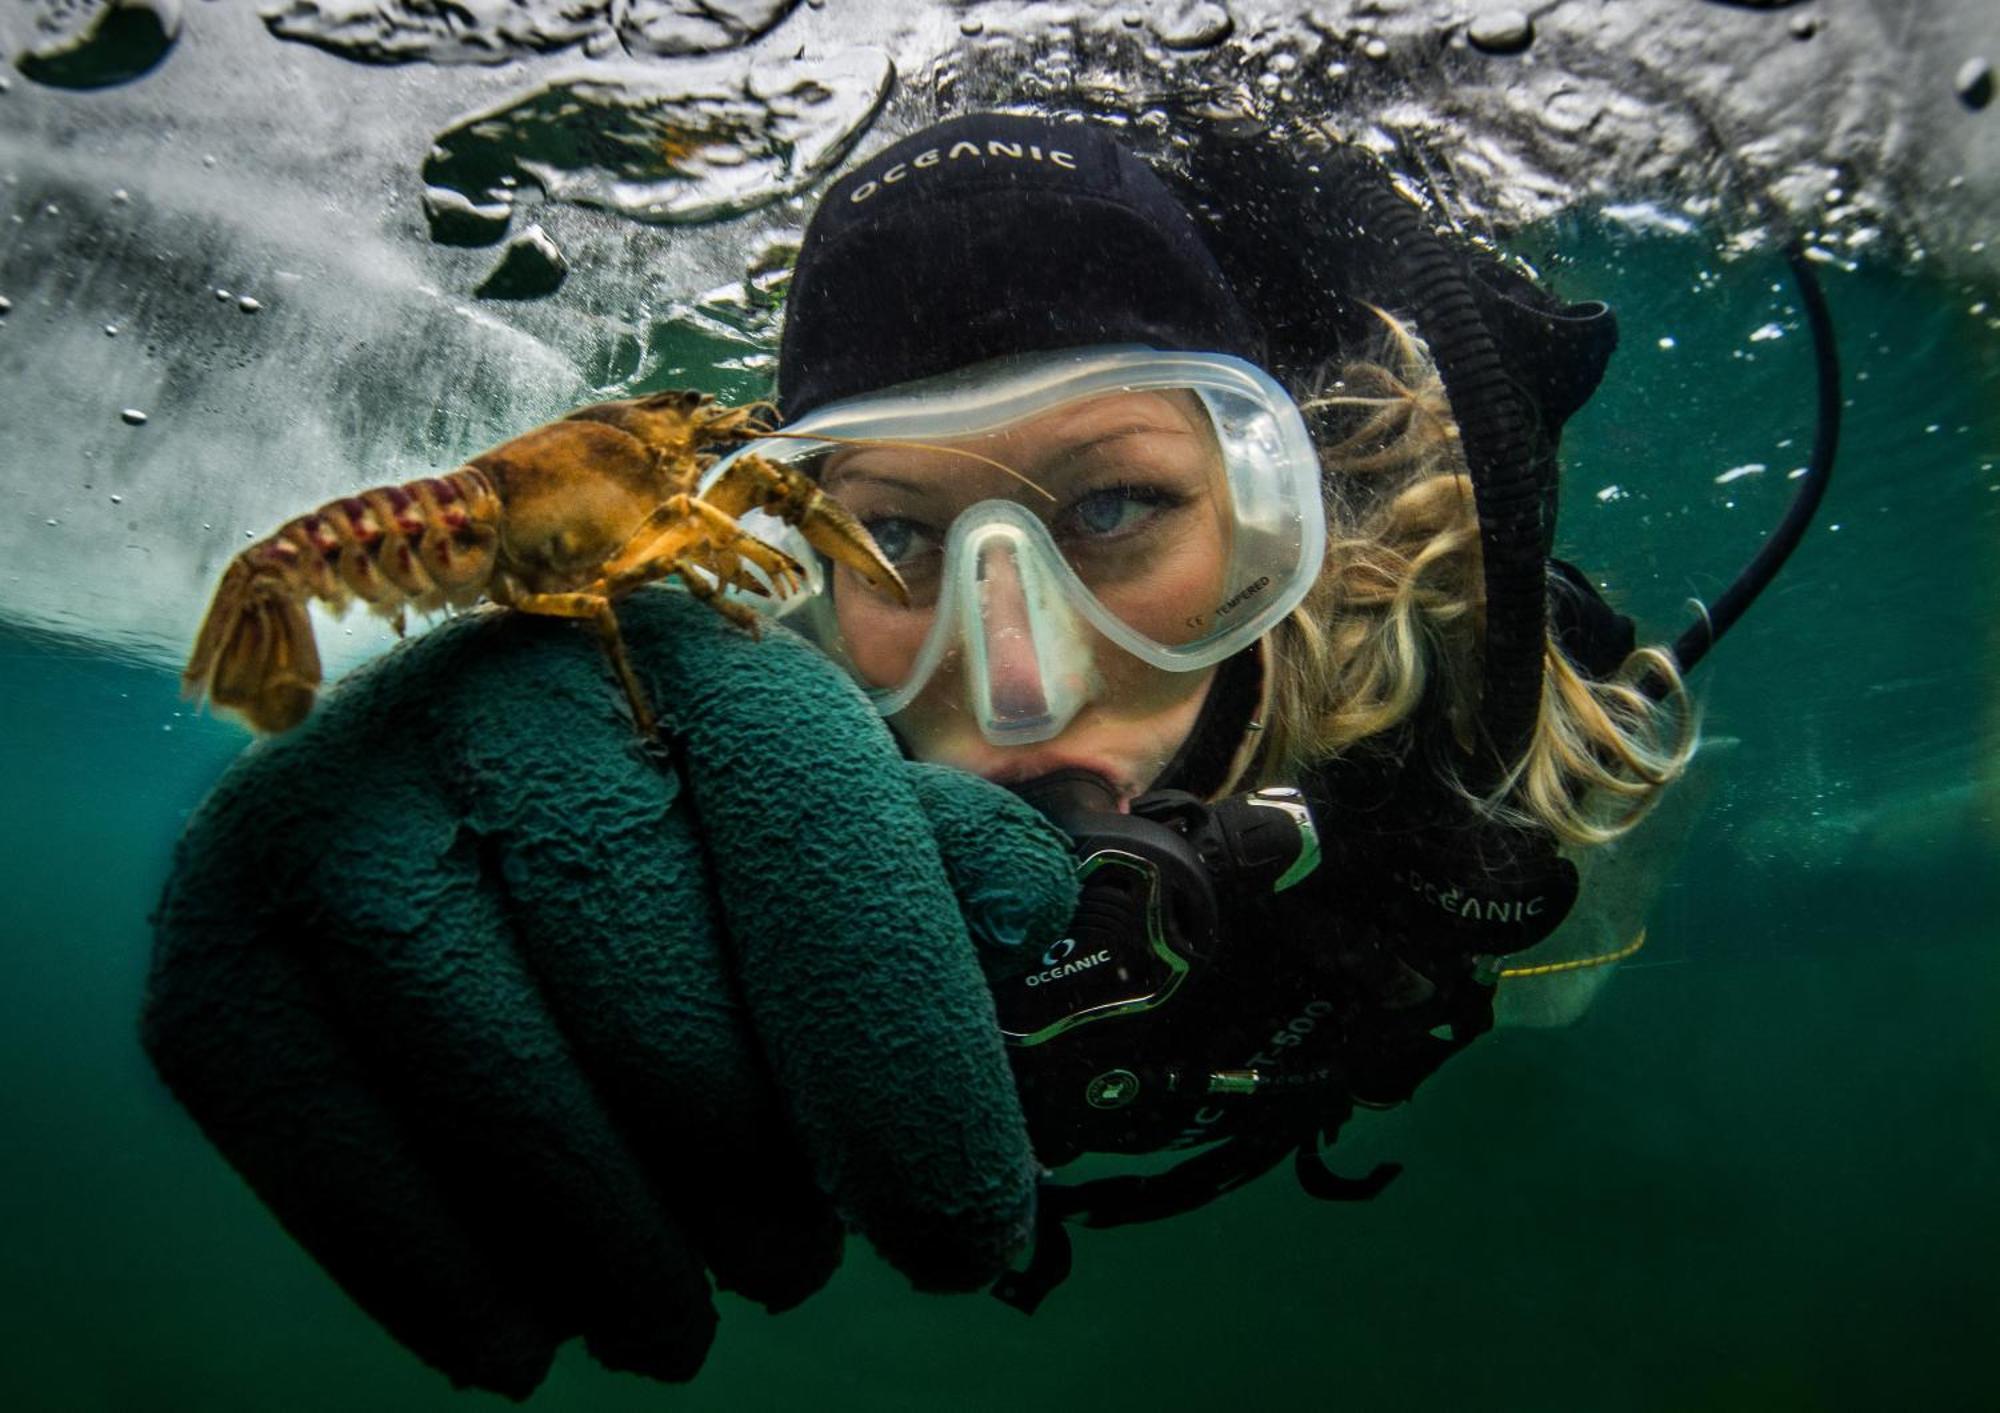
[1067,487,1166,537]
[863,516,930,565]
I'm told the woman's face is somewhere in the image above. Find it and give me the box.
[818,390,1233,807]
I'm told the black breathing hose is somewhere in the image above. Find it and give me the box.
[1661,241,1841,684]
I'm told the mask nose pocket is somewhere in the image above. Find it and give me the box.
[956,510,1093,745]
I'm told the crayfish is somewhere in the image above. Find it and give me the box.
[182,391,908,736]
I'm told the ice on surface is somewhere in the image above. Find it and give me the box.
[0,140,592,671]
[261,0,802,66]
[3,0,1996,674]
[422,49,893,237]
[14,0,181,90]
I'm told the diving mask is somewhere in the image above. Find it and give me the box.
[701,347,1327,744]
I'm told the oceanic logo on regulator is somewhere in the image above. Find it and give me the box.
[847,140,1079,204]
[1025,936,1112,988]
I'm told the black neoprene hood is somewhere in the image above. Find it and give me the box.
[776,113,1261,421]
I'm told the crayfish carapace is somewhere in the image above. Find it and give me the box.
[182,390,908,737]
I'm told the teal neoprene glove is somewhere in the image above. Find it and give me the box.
[144,587,1079,1398]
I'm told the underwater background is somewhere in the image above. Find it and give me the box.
[3,2,1996,1409]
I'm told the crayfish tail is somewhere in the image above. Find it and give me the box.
[182,557,254,702]
[184,559,324,734]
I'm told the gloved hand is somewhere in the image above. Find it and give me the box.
[144,587,1078,1399]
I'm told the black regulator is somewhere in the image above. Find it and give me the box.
[993,771,1335,1162]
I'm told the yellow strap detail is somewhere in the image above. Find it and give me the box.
[1497,928,1648,979]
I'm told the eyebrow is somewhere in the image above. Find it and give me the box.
[1043,423,1199,477]
[824,420,1201,495]
[820,459,937,496]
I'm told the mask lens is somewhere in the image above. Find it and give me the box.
[700,348,1325,732]
[816,388,1233,642]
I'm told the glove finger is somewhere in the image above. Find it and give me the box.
[167,671,721,1387]
[901,761,1080,957]
[449,661,842,1313]
[307,791,720,1380]
[617,592,1043,1291]
[148,802,557,1398]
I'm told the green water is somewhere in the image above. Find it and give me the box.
[3,229,1995,1411]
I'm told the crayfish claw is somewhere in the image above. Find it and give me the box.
[792,488,910,605]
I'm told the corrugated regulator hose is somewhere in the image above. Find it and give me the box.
[1320,150,1552,793]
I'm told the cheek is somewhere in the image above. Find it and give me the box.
[1097,520,1231,644]
[1093,649,1210,716]
[833,582,925,688]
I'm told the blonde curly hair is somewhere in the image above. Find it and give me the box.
[1256,310,1697,847]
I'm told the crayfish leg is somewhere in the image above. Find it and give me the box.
[506,589,658,738]
[601,496,804,599]
[670,563,766,639]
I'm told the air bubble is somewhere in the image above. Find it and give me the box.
[1956,57,1994,111]
[1468,12,1533,56]
[1152,2,1232,51]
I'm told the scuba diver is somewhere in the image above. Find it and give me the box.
[143,112,1836,1396]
